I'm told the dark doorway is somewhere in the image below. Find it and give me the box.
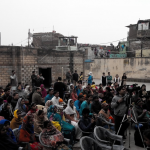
[39,68,52,88]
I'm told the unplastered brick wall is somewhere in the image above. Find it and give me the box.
[0,66,13,87]
[0,47,14,87]
[0,46,85,87]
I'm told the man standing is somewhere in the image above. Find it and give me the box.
[101,72,107,87]
[107,72,112,84]
[35,75,42,87]
[54,77,67,99]
[72,70,78,86]
[31,71,37,88]
[111,86,129,138]
[79,72,83,84]
[10,70,17,92]
[66,70,72,84]
[39,73,45,84]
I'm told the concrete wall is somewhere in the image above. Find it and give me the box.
[0,46,84,87]
[84,58,150,82]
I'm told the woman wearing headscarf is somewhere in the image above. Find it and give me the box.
[16,84,26,98]
[41,120,71,150]
[40,84,47,98]
[47,105,75,144]
[10,109,23,130]
[37,104,61,131]
[70,88,78,101]
[26,102,37,119]
[64,99,82,140]
[24,85,31,97]
[15,98,27,117]
[0,124,19,150]
[34,109,47,134]
[45,100,53,109]
[0,103,13,121]
[18,115,43,150]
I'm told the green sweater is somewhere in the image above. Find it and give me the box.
[107,76,112,81]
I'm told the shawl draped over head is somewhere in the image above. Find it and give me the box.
[1,103,13,121]
[26,102,37,118]
[41,124,64,148]
[15,98,27,117]
[24,85,30,96]
[34,109,48,134]
[40,84,47,98]
[45,100,53,109]
[0,124,18,150]
[47,105,75,134]
[64,99,77,119]
[10,109,23,130]
[18,116,43,150]
[36,105,48,120]
[18,115,34,143]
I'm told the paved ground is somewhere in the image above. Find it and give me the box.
[124,128,145,150]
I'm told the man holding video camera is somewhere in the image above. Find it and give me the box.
[111,86,129,138]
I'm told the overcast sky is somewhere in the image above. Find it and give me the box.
[0,0,150,46]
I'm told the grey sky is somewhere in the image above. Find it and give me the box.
[0,0,150,46]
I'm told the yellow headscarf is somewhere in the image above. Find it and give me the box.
[14,110,18,118]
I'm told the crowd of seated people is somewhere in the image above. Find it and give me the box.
[1,73,150,149]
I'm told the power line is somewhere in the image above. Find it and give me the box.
[13,38,28,46]
[99,38,126,45]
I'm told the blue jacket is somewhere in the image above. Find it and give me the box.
[88,75,92,84]
[76,88,83,96]
[45,94,54,103]
[74,100,81,112]
[0,119,17,143]
[80,100,92,116]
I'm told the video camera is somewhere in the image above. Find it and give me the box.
[125,84,140,95]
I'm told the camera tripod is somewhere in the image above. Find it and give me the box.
[111,98,146,150]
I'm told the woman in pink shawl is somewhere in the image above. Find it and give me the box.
[40,84,47,98]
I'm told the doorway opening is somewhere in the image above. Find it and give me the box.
[39,68,52,88]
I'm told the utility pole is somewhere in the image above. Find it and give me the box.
[141,40,142,57]
[0,32,1,46]
[28,29,30,48]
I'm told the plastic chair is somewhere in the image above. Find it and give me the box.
[78,120,93,137]
[80,136,125,150]
[39,132,70,149]
[98,115,115,133]
[94,126,125,150]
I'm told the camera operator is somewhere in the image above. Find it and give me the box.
[139,84,147,100]
[111,86,129,138]
[132,98,150,128]
[143,97,150,112]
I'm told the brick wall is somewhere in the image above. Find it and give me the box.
[0,46,84,88]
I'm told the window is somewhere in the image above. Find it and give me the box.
[138,22,149,30]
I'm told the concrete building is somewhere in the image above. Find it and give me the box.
[0,46,84,87]
[32,32,65,49]
[126,19,150,57]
